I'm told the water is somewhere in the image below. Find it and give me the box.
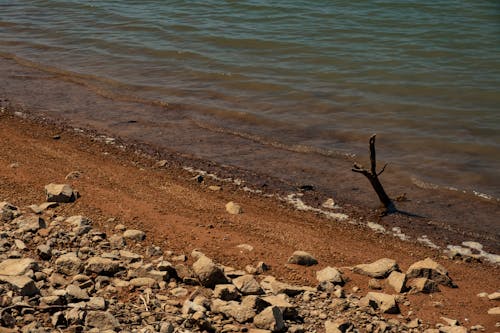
[1,0,500,198]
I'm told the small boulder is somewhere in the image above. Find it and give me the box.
[287,251,318,266]
[55,253,83,276]
[192,256,229,288]
[353,258,398,278]
[387,271,407,293]
[325,319,354,333]
[15,215,46,233]
[361,292,400,314]
[408,278,440,293]
[123,229,146,241]
[214,284,240,301]
[211,299,255,323]
[254,306,285,332]
[45,183,77,203]
[84,311,120,330]
[226,201,242,215]
[85,257,120,276]
[487,307,500,315]
[316,266,344,285]
[406,258,455,287]
[0,275,39,296]
[232,275,264,295]
[0,258,38,276]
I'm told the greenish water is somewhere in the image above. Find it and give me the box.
[1,0,500,197]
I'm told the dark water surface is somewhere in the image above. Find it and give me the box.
[0,1,499,250]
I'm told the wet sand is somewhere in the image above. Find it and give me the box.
[0,107,499,330]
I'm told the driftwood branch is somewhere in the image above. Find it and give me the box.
[352,134,396,214]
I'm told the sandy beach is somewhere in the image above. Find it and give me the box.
[1,104,499,331]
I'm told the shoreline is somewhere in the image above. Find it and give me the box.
[1,106,499,330]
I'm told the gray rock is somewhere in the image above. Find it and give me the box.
[387,271,407,293]
[45,183,77,203]
[192,255,229,288]
[123,229,146,241]
[55,253,83,275]
[361,292,400,314]
[0,258,37,276]
[316,266,343,285]
[353,258,398,278]
[0,202,19,222]
[254,306,285,332]
[84,311,120,330]
[287,251,318,266]
[0,275,39,296]
[214,284,240,301]
[408,277,440,293]
[232,275,264,295]
[85,257,120,276]
[406,258,455,287]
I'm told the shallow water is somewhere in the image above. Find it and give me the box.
[1,0,500,198]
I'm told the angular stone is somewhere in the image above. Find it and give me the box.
[353,258,398,278]
[361,292,400,314]
[232,275,264,295]
[119,250,142,262]
[0,275,39,296]
[260,276,314,296]
[192,256,229,288]
[254,306,285,332]
[55,253,83,275]
[0,202,19,222]
[211,299,255,323]
[109,234,126,249]
[325,319,353,333]
[487,307,500,315]
[316,266,343,285]
[408,278,440,293]
[86,297,106,310]
[406,258,455,287]
[226,201,242,214]
[84,311,119,330]
[15,215,46,233]
[488,292,500,301]
[37,244,52,260]
[261,295,297,319]
[130,277,157,288]
[85,257,120,276]
[0,258,37,276]
[214,284,240,301]
[45,183,76,203]
[66,284,89,301]
[387,271,407,293]
[123,229,146,241]
[287,251,318,266]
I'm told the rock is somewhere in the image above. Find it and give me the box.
[226,202,242,215]
[159,322,175,333]
[387,271,407,293]
[254,306,285,332]
[192,256,229,288]
[353,258,398,278]
[406,258,455,287]
[209,185,221,191]
[66,284,89,301]
[488,292,500,300]
[214,284,240,301]
[119,250,142,262]
[130,277,157,288]
[325,319,353,333]
[13,239,26,251]
[0,258,37,276]
[109,234,126,249]
[15,215,46,233]
[488,307,500,315]
[0,202,19,222]
[232,275,264,295]
[211,299,255,323]
[85,257,120,276]
[261,295,297,319]
[287,251,318,266]
[37,244,52,260]
[368,278,383,290]
[408,278,440,293]
[171,287,188,297]
[236,244,254,252]
[45,183,77,203]
[55,253,83,275]
[84,311,120,330]
[38,202,59,211]
[123,229,146,241]
[0,275,39,296]
[316,266,343,285]
[260,276,313,296]
[440,317,459,326]
[361,292,400,314]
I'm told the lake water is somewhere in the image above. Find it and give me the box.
[1,0,500,198]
